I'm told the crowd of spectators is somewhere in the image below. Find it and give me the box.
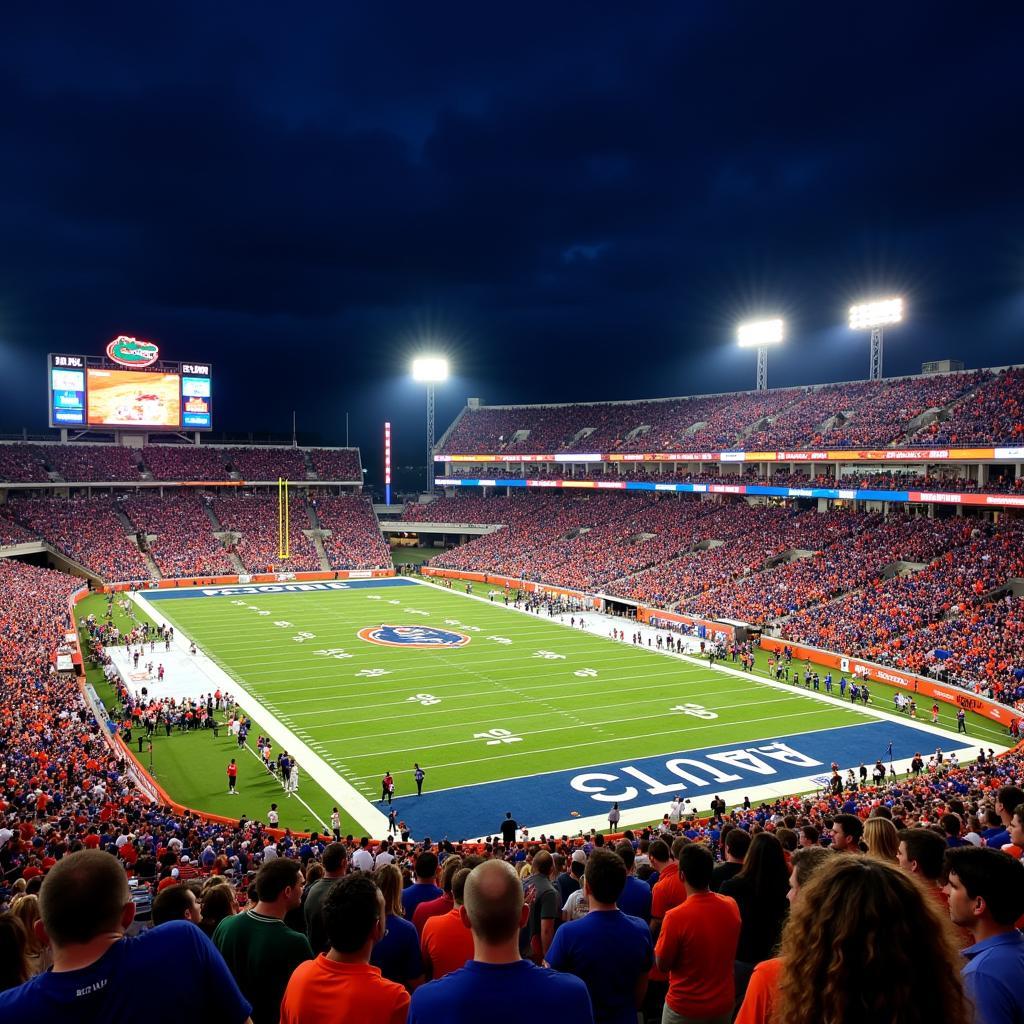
[2,551,1024,1021]
[745,371,985,450]
[312,496,392,570]
[0,445,50,483]
[223,447,309,481]
[10,498,152,581]
[683,515,977,624]
[121,494,234,578]
[0,511,39,548]
[143,445,230,482]
[440,369,1005,456]
[308,448,362,481]
[916,367,1024,446]
[212,495,321,572]
[782,518,1024,693]
[45,445,142,484]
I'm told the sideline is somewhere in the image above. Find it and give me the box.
[130,592,390,835]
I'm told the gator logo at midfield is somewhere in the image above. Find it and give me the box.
[106,335,160,367]
[358,624,471,649]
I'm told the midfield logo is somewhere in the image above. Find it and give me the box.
[357,624,471,649]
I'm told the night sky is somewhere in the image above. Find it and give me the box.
[2,4,1022,483]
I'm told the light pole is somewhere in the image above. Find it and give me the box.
[849,298,903,381]
[737,319,784,391]
[411,356,449,493]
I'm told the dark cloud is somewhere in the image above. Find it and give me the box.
[0,3,1022,477]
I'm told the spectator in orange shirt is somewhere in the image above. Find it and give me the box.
[655,843,741,1024]
[421,868,474,981]
[280,874,409,1024]
[412,856,463,934]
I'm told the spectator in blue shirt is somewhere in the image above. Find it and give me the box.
[944,846,1024,1024]
[614,843,652,923]
[402,851,443,920]
[0,850,252,1023]
[547,848,652,1024]
[985,786,1024,850]
[408,860,593,1024]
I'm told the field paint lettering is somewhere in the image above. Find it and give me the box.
[665,758,742,786]
[273,621,293,628]
[356,668,390,678]
[671,703,717,719]
[313,648,352,660]
[407,693,441,705]
[487,636,513,645]
[474,728,523,745]
[292,631,316,642]
[570,773,638,803]
[621,765,681,796]
[404,608,430,616]
[257,610,270,616]
[574,668,598,678]
[753,742,823,768]
[706,749,776,776]
[533,650,566,660]
[366,595,381,600]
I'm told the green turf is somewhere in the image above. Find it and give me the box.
[77,583,1006,832]
[73,594,357,835]
[130,581,1001,814]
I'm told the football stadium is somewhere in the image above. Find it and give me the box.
[2,11,1024,1024]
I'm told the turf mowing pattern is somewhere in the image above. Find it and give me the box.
[130,579,994,837]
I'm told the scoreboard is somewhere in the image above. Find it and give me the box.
[48,340,213,431]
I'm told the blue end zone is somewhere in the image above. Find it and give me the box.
[142,578,417,601]
[388,720,963,840]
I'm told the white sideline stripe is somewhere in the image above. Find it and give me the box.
[131,592,390,835]
[237,738,328,830]
[300,688,810,738]
[341,704,857,774]
[283,679,786,722]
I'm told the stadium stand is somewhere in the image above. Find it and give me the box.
[439,370,1002,455]
[142,444,230,482]
[312,495,392,570]
[10,497,152,580]
[308,448,362,481]
[0,444,51,483]
[222,446,309,481]
[121,494,234,578]
[915,366,1024,445]
[211,494,321,572]
[44,444,142,483]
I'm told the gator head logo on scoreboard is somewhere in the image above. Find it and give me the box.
[106,335,160,367]
[357,625,471,649]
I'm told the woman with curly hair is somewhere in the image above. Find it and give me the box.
[863,816,900,863]
[773,856,970,1024]
[370,863,425,992]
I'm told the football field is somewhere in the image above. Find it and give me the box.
[134,578,989,839]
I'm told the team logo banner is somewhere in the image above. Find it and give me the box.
[358,625,471,649]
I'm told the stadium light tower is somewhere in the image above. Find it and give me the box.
[412,356,449,492]
[737,318,784,391]
[849,297,903,381]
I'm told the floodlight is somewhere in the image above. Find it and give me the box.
[737,319,785,348]
[412,356,449,382]
[849,298,903,330]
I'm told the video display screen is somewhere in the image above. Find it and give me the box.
[181,375,212,428]
[86,369,182,428]
[50,368,86,425]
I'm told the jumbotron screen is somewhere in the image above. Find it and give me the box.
[48,347,213,430]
